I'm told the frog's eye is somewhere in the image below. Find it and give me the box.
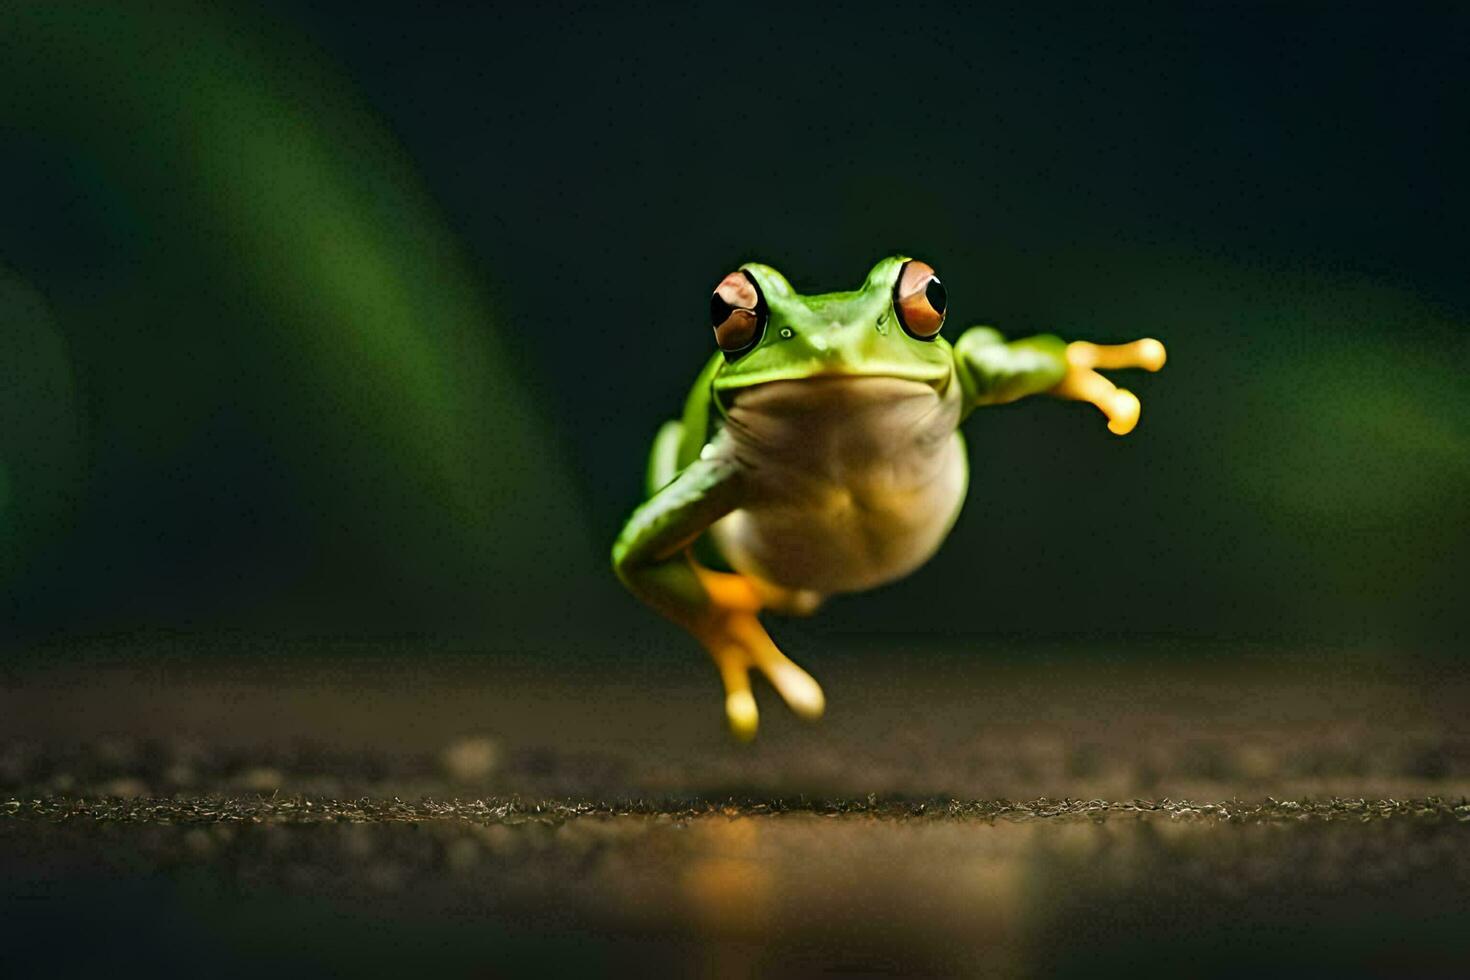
[894,260,947,340]
[710,270,767,357]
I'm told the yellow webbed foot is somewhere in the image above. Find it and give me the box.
[692,566,826,741]
[1054,338,1167,435]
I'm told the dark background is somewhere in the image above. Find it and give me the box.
[1,2,1466,654]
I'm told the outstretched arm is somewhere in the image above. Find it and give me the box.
[952,326,1166,434]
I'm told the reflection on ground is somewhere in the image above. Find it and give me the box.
[3,641,1468,976]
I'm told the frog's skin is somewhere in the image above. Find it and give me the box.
[612,256,1166,739]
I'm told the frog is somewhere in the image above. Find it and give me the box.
[611,256,1166,739]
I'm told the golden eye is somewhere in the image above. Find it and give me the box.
[893,260,947,340]
[709,270,767,356]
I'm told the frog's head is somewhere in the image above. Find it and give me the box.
[707,256,954,399]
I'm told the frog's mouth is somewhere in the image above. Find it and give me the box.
[714,359,952,395]
[713,372,953,421]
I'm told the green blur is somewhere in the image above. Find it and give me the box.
[0,3,588,635]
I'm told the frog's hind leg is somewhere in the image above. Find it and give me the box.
[614,443,825,740]
[645,419,685,496]
[691,565,826,739]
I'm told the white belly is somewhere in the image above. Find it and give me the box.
[708,375,967,595]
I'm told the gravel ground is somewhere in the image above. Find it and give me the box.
[3,638,1469,977]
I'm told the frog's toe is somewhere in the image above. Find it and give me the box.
[710,636,760,740]
[1068,338,1167,372]
[1106,389,1141,435]
[725,689,760,741]
[761,586,826,617]
[729,615,826,721]
[768,662,826,720]
[1135,338,1167,372]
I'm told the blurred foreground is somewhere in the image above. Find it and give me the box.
[3,638,1468,977]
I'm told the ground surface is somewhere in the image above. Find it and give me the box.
[2,637,1468,977]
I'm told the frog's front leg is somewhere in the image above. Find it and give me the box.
[611,448,825,740]
[953,327,1166,434]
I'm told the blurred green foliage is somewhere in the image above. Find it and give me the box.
[1,3,591,636]
[0,3,1465,651]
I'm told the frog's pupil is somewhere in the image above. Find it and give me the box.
[925,279,947,314]
[710,293,733,327]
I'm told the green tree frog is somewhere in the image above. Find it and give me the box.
[612,257,1166,739]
